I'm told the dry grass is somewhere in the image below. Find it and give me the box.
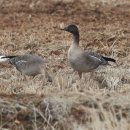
[0,0,130,129]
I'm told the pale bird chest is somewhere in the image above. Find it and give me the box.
[68,46,85,69]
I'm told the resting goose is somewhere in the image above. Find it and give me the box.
[61,24,116,78]
[0,54,52,82]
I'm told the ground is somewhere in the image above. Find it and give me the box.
[0,0,130,129]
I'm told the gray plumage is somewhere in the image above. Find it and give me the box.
[1,54,52,82]
[62,24,116,78]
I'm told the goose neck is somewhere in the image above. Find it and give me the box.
[72,33,79,46]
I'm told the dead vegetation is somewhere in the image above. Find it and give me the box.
[0,0,130,129]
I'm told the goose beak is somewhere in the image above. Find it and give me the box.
[60,28,65,31]
[59,23,65,31]
[61,27,68,31]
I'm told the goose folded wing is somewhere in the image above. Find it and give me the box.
[83,51,105,64]
[12,59,28,70]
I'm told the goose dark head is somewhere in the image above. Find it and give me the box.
[62,24,79,36]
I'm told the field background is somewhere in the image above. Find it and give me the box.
[0,0,130,129]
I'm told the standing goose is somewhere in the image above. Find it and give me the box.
[0,54,52,82]
[61,24,116,78]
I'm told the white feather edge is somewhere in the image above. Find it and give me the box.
[0,55,9,62]
[89,55,102,62]
[16,60,27,64]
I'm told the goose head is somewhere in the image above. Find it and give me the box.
[62,24,79,36]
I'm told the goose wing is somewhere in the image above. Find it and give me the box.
[83,51,107,65]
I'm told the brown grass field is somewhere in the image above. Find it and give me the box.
[0,0,130,129]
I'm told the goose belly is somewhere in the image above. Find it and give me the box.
[17,63,42,76]
[24,68,41,76]
[68,54,98,72]
[69,59,89,72]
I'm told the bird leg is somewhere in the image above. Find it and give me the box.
[45,70,52,82]
[88,71,95,81]
[20,75,27,81]
[42,69,52,82]
[78,71,82,79]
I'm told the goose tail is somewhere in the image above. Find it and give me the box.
[0,55,16,62]
[102,56,116,63]
[0,55,9,62]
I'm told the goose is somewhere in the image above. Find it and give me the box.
[0,54,52,82]
[61,24,116,78]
